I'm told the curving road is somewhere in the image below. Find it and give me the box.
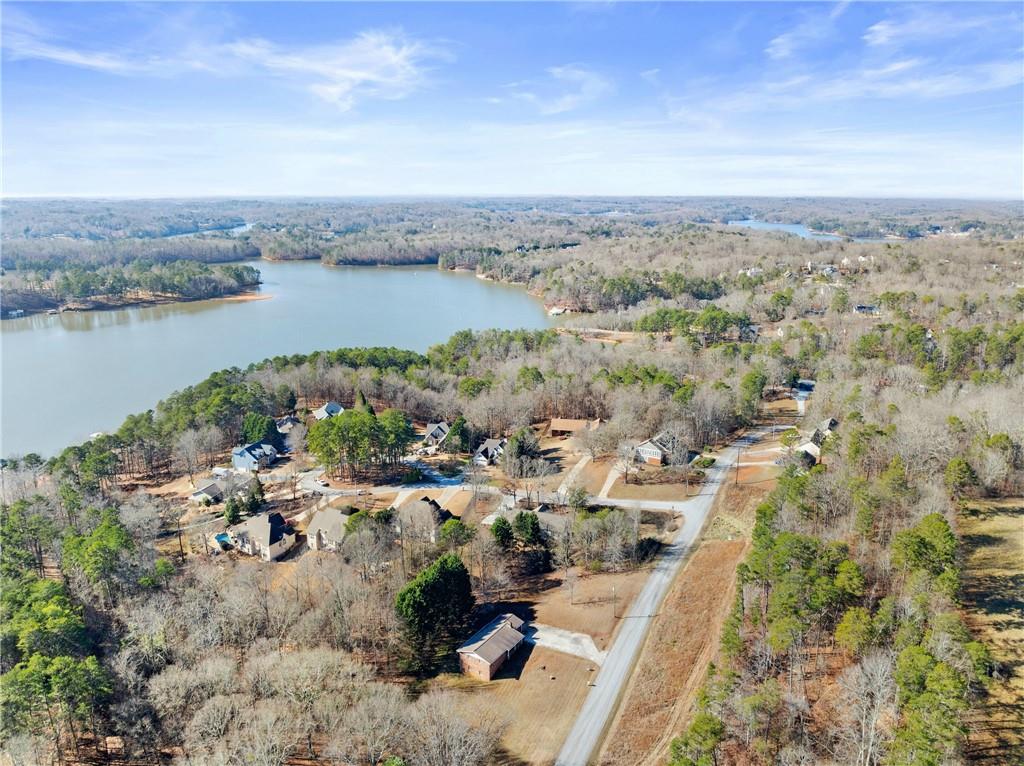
[554,429,766,766]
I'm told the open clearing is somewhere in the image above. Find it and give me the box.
[606,466,704,501]
[441,646,595,766]
[525,567,651,648]
[961,498,1024,765]
[575,456,615,496]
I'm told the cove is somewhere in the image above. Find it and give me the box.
[1,260,554,457]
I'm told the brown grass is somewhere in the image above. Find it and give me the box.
[960,498,1024,765]
[525,567,651,647]
[439,646,595,766]
[577,456,615,495]
[597,539,748,766]
[607,475,694,502]
[597,466,774,766]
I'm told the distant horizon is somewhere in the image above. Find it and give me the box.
[3,193,1021,203]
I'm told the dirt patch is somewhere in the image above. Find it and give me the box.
[538,437,584,488]
[734,462,781,486]
[439,646,595,766]
[960,499,1024,765]
[597,539,749,766]
[522,567,651,648]
[763,396,798,417]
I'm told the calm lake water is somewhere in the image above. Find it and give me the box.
[727,219,844,241]
[1,260,554,457]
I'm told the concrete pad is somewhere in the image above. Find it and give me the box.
[527,623,607,666]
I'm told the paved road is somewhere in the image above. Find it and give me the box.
[554,429,766,766]
[295,461,713,516]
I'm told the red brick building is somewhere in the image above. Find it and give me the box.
[456,613,527,681]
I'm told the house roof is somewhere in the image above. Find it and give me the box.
[481,506,567,533]
[313,401,344,420]
[474,438,506,458]
[639,431,680,454]
[817,417,838,434]
[276,415,301,433]
[424,422,451,441]
[192,478,224,497]
[233,442,277,461]
[400,496,452,526]
[306,507,350,544]
[229,512,292,550]
[457,613,526,665]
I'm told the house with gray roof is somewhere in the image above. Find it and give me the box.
[635,432,696,466]
[473,438,507,466]
[189,475,245,505]
[231,442,278,473]
[396,497,452,544]
[275,415,302,435]
[457,613,527,681]
[313,401,344,421]
[306,507,350,552]
[227,511,295,561]
[422,421,451,449]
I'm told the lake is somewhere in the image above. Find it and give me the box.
[727,219,844,241]
[1,260,554,457]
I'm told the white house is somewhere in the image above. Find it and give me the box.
[635,432,695,466]
[473,438,507,466]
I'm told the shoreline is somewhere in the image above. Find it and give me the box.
[2,286,267,320]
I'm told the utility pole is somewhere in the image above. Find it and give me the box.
[735,444,741,486]
[612,585,617,619]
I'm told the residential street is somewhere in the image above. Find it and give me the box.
[554,429,766,766]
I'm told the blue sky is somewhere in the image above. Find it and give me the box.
[3,2,1022,198]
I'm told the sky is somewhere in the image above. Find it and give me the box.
[2,1,1022,199]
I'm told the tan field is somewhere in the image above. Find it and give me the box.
[598,539,748,766]
[440,646,595,766]
[526,566,651,646]
[961,499,1024,765]
[576,456,616,495]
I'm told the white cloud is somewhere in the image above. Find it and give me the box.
[766,1,848,60]
[2,9,448,110]
[511,64,612,114]
[864,9,1013,48]
[225,31,446,109]
[640,68,660,86]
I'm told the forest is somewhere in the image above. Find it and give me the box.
[2,261,261,314]
[0,198,1022,765]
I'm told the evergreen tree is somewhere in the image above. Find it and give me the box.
[394,553,474,672]
[491,516,514,549]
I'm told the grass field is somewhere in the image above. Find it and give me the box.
[440,646,595,766]
[961,498,1024,765]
